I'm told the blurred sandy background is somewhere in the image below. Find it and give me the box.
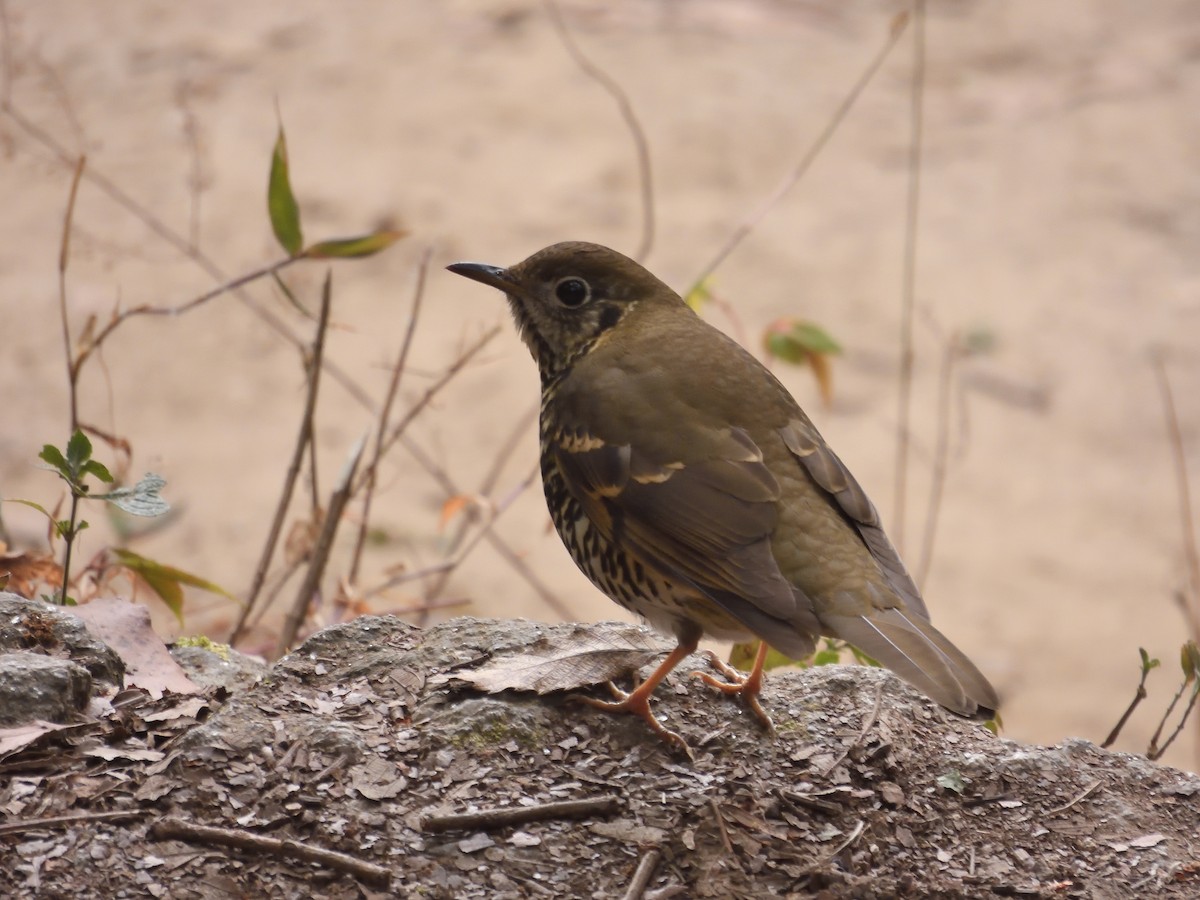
[2,1,1198,769]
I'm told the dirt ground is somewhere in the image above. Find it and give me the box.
[2,0,1199,772]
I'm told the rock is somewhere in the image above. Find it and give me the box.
[0,593,125,690]
[0,651,92,724]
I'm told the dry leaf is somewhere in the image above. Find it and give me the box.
[70,596,201,699]
[433,623,671,695]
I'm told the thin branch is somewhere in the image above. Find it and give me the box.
[349,246,432,586]
[914,332,960,589]
[232,272,335,643]
[893,0,926,555]
[149,817,391,888]
[1046,779,1103,816]
[58,154,86,432]
[0,809,148,836]
[1101,660,1153,749]
[620,848,662,900]
[420,795,619,833]
[0,103,379,416]
[821,682,885,776]
[687,11,911,295]
[1152,352,1200,643]
[420,400,538,611]
[1146,663,1200,761]
[364,461,542,599]
[376,326,501,461]
[545,0,654,262]
[275,430,368,658]
[708,799,734,854]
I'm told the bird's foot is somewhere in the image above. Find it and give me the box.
[572,682,693,758]
[691,651,776,735]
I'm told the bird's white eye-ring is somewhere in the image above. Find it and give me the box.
[554,276,591,308]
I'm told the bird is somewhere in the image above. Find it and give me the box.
[447,241,998,750]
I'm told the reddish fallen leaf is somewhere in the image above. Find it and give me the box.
[70,596,200,699]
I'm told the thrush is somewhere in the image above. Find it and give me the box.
[448,241,998,750]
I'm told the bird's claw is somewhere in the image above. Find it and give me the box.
[691,652,776,735]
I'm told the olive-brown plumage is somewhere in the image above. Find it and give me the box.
[448,242,998,748]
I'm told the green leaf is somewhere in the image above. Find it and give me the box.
[683,279,713,313]
[111,548,240,624]
[5,497,54,521]
[727,640,796,673]
[96,473,169,517]
[1181,641,1200,684]
[811,647,842,667]
[303,230,406,259]
[65,429,93,473]
[38,444,71,478]
[936,771,965,793]
[1139,647,1160,674]
[82,459,114,484]
[268,125,303,256]
[764,321,843,365]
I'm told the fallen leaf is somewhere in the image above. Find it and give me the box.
[70,596,200,699]
[432,624,671,695]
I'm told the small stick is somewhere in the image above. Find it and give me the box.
[709,798,733,854]
[1152,353,1200,643]
[822,682,885,777]
[275,430,367,657]
[348,246,432,585]
[1101,660,1154,748]
[420,795,619,834]
[149,817,390,888]
[619,848,662,900]
[687,11,911,295]
[0,809,147,836]
[1046,778,1102,815]
[545,0,654,262]
[234,271,335,643]
[893,0,927,555]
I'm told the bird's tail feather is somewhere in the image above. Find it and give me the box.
[825,608,999,718]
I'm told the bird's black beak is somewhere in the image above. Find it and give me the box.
[446,261,514,293]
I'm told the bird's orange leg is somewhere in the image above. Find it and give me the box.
[575,639,697,753]
[692,641,775,734]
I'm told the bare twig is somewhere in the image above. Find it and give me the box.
[0,103,379,416]
[0,0,12,109]
[421,400,538,612]
[275,430,368,658]
[620,848,662,900]
[376,326,501,462]
[1152,352,1200,643]
[420,795,620,833]
[365,461,543,599]
[149,817,391,887]
[58,154,86,432]
[1147,672,1200,761]
[0,809,148,836]
[893,0,926,555]
[545,0,654,262]
[821,682,885,776]
[914,332,960,589]
[1101,661,1153,749]
[709,798,734,855]
[687,11,911,295]
[1046,778,1103,815]
[233,272,335,643]
[348,246,432,586]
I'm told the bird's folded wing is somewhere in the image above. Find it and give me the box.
[779,417,928,620]
[553,425,805,629]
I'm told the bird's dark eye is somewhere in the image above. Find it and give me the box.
[554,277,590,308]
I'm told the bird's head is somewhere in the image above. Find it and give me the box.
[448,241,678,385]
